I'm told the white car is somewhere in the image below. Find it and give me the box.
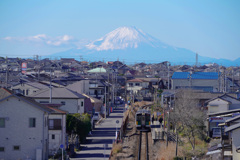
[92,112,100,121]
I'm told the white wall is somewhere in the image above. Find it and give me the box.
[48,114,66,156]
[0,96,48,160]
[208,99,229,114]
[35,98,84,114]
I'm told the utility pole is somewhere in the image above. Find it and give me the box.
[5,65,9,88]
[232,69,234,92]
[49,68,52,103]
[168,62,170,90]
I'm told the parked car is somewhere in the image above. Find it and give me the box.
[92,112,100,121]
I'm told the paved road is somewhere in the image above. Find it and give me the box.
[71,104,125,160]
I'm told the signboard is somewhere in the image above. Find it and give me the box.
[209,117,231,123]
[60,144,64,149]
[21,62,27,74]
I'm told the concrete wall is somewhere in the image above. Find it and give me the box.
[0,96,48,160]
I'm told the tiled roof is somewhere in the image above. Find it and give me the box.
[172,72,219,80]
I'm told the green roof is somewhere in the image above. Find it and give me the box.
[87,67,106,73]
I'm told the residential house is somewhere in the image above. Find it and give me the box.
[126,78,149,94]
[206,94,240,136]
[171,72,220,92]
[46,106,67,156]
[82,93,103,113]
[66,80,90,95]
[0,88,50,160]
[88,80,106,100]
[29,88,86,114]
[225,115,240,160]
[11,81,49,96]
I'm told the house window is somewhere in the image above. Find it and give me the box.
[81,101,84,107]
[13,145,20,151]
[0,147,4,152]
[0,118,5,128]
[48,119,61,130]
[26,90,29,95]
[129,83,133,87]
[135,83,140,86]
[52,134,55,139]
[29,118,36,128]
[61,101,66,105]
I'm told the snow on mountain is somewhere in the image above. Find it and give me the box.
[86,26,165,51]
[48,26,238,66]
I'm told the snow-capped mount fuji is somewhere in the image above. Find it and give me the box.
[49,26,236,66]
[86,26,165,51]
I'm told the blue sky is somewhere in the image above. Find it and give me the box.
[0,0,240,60]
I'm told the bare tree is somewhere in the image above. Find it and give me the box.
[171,89,206,150]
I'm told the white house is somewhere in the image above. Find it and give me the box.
[66,80,90,95]
[0,88,50,160]
[11,82,49,96]
[206,94,240,136]
[225,115,240,160]
[46,106,67,156]
[126,78,149,94]
[29,87,86,114]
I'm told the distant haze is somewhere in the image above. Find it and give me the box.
[43,27,238,66]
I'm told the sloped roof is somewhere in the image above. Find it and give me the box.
[0,93,52,113]
[225,115,240,123]
[46,106,68,114]
[0,88,12,100]
[206,94,240,104]
[25,82,49,89]
[225,123,240,132]
[29,88,85,99]
[82,93,102,104]
[172,72,219,80]
[127,78,147,83]
[87,67,106,73]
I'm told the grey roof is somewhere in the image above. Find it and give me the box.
[206,94,240,104]
[29,87,85,99]
[225,115,240,123]
[208,108,240,117]
[66,80,89,92]
[0,93,52,113]
[25,82,49,89]
[225,123,240,133]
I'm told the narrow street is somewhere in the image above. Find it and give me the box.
[71,104,125,160]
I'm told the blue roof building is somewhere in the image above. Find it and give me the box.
[171,72,220,92]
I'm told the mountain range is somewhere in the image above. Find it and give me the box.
[48,26,240,66]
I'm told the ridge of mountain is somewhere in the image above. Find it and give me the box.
[46,26,238,66]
